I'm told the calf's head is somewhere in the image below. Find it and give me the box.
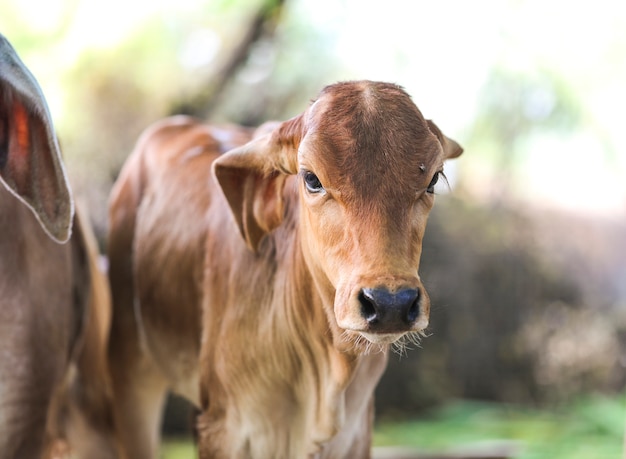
[214,81,462,348]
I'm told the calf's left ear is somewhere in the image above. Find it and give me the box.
[426,119,463,159]
[212,115,303,252]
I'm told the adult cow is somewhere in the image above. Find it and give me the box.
[107,80,463,458]
[0,34,119,458]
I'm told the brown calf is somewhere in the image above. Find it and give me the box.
[0,34,119,458]
[108,80,463,458]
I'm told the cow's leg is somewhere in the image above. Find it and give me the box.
[107,279,168,458]
[107,290,169,458]
[108,226,169,458]
[108,347,168,459]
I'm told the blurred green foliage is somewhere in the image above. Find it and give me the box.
[2,0,625,225]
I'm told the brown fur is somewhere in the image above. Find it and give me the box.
[0,34,120,458]
[107,81,463,458]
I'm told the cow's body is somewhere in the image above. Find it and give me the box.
[0,191,118,459]
[108,81,462,458]
[0,34,119,458]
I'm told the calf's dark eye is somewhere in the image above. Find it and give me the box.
[303,171,325,194]
[426,172,440,194]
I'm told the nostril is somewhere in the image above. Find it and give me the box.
[358,289,379,324]
[406,290,420,323]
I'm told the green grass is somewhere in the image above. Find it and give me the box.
[162,395,626,459]
[374,395,626,459]
[162,438,197,458]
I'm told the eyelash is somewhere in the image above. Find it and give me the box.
[427,171,447,194]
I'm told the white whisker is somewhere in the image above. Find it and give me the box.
[339,330,390,355]
[390,330,428,356]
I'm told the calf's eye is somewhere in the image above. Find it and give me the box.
[426,172,440,194]
[303,171,325,194]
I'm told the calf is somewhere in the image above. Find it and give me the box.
[107,80,463,458]
[0,34,118,458]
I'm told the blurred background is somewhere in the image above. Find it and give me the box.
[1,0,625,457]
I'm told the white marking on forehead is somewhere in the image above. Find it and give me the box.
[309,98,321,111]
[361,84,376,103]
[181,145,206,162]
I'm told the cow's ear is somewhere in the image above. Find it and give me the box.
[0,35,74,243]
[426,119,463,160]
[212,115,303,252]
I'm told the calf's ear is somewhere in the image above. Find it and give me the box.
[426,119,463,160]
[212,114,303,252]
[0,34,74,243]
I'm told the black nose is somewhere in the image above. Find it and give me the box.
[358,287,420,331]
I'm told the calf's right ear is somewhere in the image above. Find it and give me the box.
[212,115,303,252]
[0,34,74,243]
[426,119,463,160]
